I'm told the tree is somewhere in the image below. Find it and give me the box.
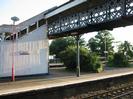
[60,46,103,72]
[118,41,133,59]
[50,36,86,57]
[87,30,114,56]
[108,52,129,67]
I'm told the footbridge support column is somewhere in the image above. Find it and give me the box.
[76,35,80,77]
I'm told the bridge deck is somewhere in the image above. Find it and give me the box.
[0,68,133,96]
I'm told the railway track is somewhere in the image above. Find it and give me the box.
[82,82,133,99]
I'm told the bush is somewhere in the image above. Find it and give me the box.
[107,55,114,67]
[60,46,76,70]
[94,63,103,73]
[82,53,103,72]
[60,46,103,72]
[108,53,129,67]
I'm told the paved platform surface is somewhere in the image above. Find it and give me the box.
[0,68,133,96]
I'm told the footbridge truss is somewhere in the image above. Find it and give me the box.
[46,0,133,38]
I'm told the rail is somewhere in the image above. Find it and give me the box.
[83,82,133,99]
[113,90,133,99]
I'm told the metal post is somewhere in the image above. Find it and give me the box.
[104,32,108,68]
[76,35,80,77]
[105,34,107,62]
[11,16,19,81]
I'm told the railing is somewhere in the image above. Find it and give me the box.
[48,0,133,35]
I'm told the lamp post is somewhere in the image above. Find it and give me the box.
[11,16,19,81]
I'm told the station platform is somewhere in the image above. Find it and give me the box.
[0,68,133,97]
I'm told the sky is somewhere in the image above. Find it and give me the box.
[83,25,133,43]
[0,0,133,45]
[0,0,69,24]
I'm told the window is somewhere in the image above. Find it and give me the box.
[29,23,37,32]
[38,19,46,27]
[19,28,27,37]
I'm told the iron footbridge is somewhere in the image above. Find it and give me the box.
[46,0,133,38]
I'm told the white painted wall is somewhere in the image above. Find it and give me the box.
[0,25,49,77]
[0,25,14,33]
[0,7,50,77]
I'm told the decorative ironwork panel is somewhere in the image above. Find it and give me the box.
[79,11,90,27]
[48,24,54,35]
[108,0,124,20]
[60,17,70,32]
[48,0,133,36]
[91,4,107,24]
[69,14,79,29]
[126,0,133,15]
[53,20,60,34]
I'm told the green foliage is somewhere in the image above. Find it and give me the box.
[107,55,114,67]
[108,53,129,67]
[118,41,133,59]
[60,46,103,72]
[87,30,114,56]
[50,36,86,57]
[82,53,103,72]
[94,63,103,73]
[60,46,77,70]
[50,37,74,57]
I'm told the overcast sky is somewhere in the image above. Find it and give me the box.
[0,0,133,44]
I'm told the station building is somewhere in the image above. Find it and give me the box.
[0,9,54,77]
